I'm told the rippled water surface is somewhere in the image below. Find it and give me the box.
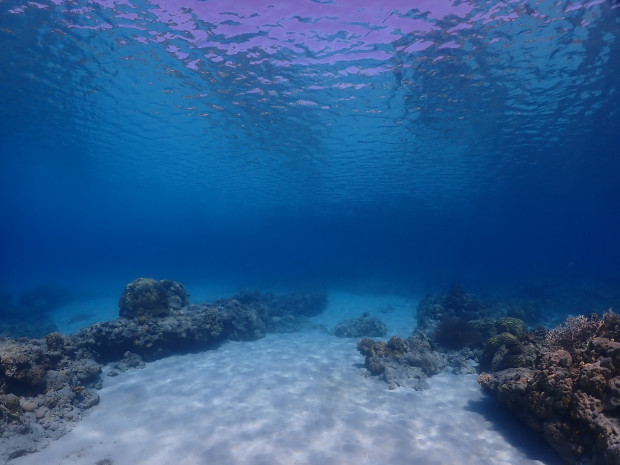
[1,0,619,289]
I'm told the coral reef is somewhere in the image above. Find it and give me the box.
[0,280,327,463]
[357,287,620,463]
[118,278,190,319]
[478,311,620,465]
[432,316,480,350]
[0,333,101,462]
[334,312,387,338]
[354,286,620,463]
[215,289,328,333]
[357,286,509,389]
[75,305,225,362]
[416,285,501,337]
[212,299,265,341]
[106,351,146,376]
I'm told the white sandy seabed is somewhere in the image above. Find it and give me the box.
[13,292,563,465]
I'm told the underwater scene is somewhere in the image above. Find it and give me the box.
[1,0,620,463]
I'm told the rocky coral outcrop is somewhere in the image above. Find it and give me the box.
[75,305,225,362]
[215,289,328,333]
[106,351,146,377]
[357,288,620,463]
[357,286,512,389]
[478,311,620,465]
[0,332,102,463]
[212,299,265,341]
[334,313,387,338]
[416,285,499,337]
[118,278,190,319]
[357,332,455,390]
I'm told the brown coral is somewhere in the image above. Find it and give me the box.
[479,310,620,465]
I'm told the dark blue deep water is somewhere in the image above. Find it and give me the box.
[1,0,619,305]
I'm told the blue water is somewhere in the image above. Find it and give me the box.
[1,0,619,301]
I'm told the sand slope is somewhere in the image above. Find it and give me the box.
[12,329,561,465]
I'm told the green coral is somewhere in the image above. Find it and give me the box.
[495,317,526,337]
[481,331,521,369]
[469,318,497,339]
[469,317,526,343]
[486,332,519,353]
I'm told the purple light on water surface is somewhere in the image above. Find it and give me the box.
[7,0,611,78]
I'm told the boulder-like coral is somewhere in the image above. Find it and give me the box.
[433,316,480,350]
[0,340,48,395]
[118,278,189,319]
[495,317,526,337]
[77,305,225,362]
[334,313,387,338]
[216,289,327,333]
[415,285,500,338]
[215,299,266,341]
[45,331,65,352]
[357,333,454,390]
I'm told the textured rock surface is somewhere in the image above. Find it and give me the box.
[215,289,328,334]
[478,311,620,465]
[357,333,456,390]
[118,278,190,319]
[357,287,514,389]
[76,305,225,362]
[416,285,499,337]
[0,333,102,463]
[334,313,387,338]
[212,299,266,341]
